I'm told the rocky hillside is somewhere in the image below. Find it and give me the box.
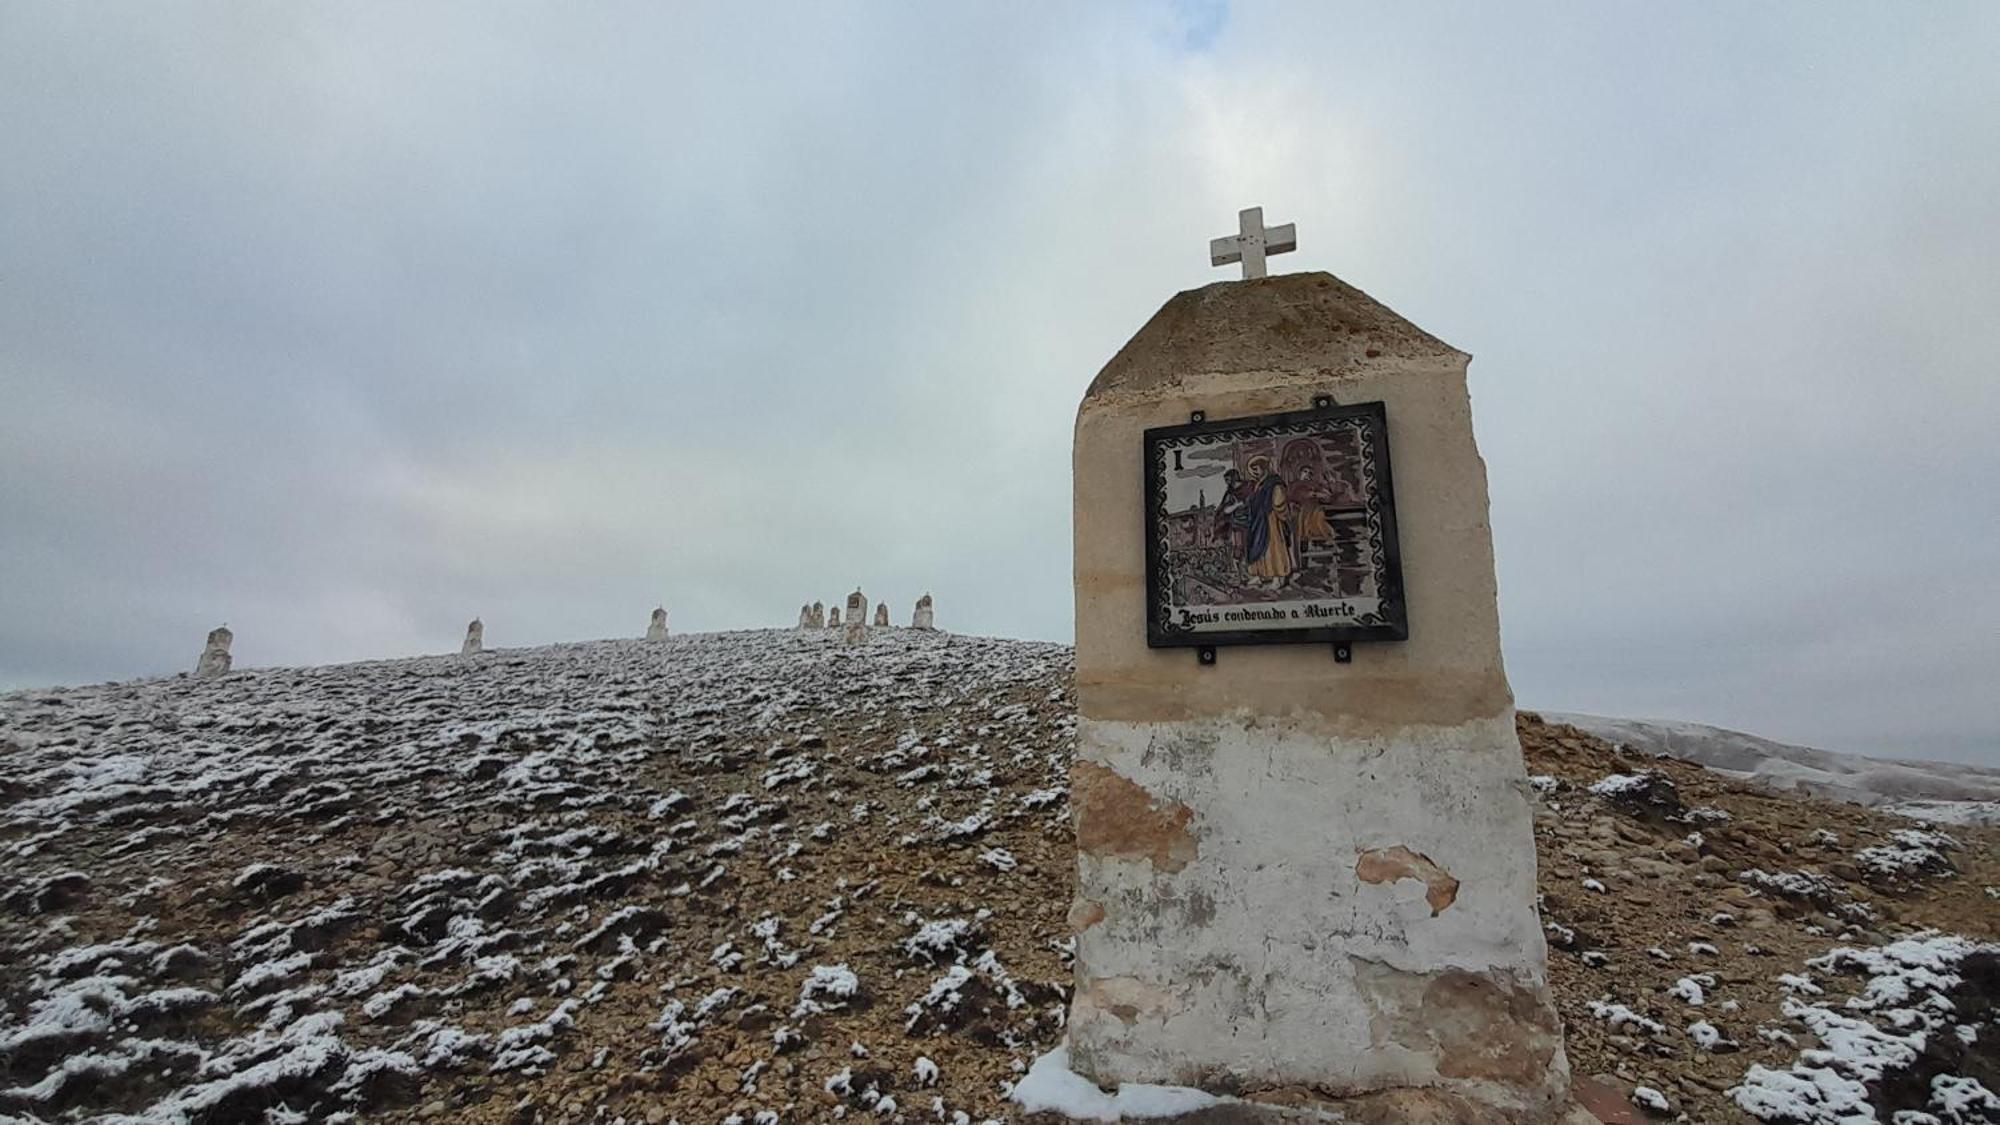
[0,631,1993,1124]
[1542,713,2000,824]
[1520,715,1997,1124]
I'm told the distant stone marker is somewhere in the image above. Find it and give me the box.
[810,601,825,629]
[1208,205,1295,280]
[194,625,232,678]
[911,593,935,631]
[461,618,483,656]
[1066,268,1573,1119]
[646,607,669,641]
[843,588,868,645]
[826,606,841,628]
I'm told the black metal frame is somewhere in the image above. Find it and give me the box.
[1143,398,1408,650]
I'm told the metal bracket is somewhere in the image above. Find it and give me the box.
[1197,646,1217,667]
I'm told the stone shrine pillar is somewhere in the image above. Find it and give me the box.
[194,625,232,678]
[842,589,868,645]
[911,593,935,630]
[873,603,890,628]
[461,618,483,656]
[1067,274,1569,1120]
[647,607,669,641]
[826,607,840,628]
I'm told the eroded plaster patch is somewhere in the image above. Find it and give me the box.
[1354,959,1563,1089]
[1073,760,1199,872]
[1077,975,1180,1026]
[1068,898,1107,931]
[1425,969,1562,1085]
[1355,845,1461,916]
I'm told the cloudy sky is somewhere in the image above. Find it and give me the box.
[3,3,1995,765]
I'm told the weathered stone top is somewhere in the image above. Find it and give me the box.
[1071,270,1507,736]
[1086,272,1463,402]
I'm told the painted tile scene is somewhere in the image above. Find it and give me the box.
[1147,409,1402,640]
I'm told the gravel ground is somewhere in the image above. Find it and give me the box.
[1,630,1993,1123]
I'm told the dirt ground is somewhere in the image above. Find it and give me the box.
[1,632,1993,1123]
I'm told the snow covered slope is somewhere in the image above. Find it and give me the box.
[0,629,1077,1122]
[1543,712,2000,822]
[2,632,1995,1123]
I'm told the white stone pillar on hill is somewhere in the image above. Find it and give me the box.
[911,593,935,630]
[873,603,889,628]
[1066,272,1573,1121]
[826,607,840,628]
[194,625,233,678]
[646,607,669,641]
[842,588,867,646]
[461,618,483,655]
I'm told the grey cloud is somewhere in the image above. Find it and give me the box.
[1,3,1995,766]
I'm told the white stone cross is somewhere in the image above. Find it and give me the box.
[1209,206,1296,279]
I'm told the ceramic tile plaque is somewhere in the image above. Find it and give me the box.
[1143,401,1407,648]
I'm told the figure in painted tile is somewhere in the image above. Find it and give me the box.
[1242,457,1296,586]
[1287,463,1338,555]
[1213,468,1254,565]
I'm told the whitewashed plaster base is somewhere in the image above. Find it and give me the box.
[1068,712,1567,1114]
